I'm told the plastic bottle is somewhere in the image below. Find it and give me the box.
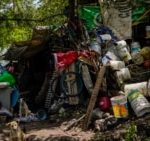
[131,42,144,65]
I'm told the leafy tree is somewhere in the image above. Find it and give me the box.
[0,0,68,48]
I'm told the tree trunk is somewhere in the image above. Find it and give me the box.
[68,0,75,22]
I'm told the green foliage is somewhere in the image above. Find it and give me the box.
[0,0,68,48]
[125,123,137,141]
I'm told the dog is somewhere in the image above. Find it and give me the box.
[6,121,26,141]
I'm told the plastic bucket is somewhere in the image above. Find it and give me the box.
[128,90,150,117]
[115,68,131,85]
[124,81,150,97]
[111,95,128,118]
[116,40,132,62]
[109,60,125,70]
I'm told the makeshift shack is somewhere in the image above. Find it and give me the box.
[0,0,150,140]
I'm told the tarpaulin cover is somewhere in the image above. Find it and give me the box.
[79,5,101,31]
[54,50,94,71]
[54,51,78,71]
[102,6,132,39]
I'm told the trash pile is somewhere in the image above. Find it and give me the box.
[0,0,150,140]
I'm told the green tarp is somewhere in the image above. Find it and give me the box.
[79,6,101,31]
[79,5,149,31]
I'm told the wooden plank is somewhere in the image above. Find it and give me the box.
[64,115,85,131]
[83,66,106,130]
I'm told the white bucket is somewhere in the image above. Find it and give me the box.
[116,40,132,62]
[116,68,131,85]
[109,60,125,70]
[128,90,150,117]
[124,81,150,97]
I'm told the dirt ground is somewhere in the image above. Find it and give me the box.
[0,120,94,141]
[1,117,150,141]
[1,112,150,141]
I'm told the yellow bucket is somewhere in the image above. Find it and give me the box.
[111,95,128,118]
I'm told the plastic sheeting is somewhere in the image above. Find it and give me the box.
[79,5,101,31]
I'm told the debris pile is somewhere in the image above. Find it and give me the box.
[0,0,150,140]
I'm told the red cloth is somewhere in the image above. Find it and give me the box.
[54,50,93,71]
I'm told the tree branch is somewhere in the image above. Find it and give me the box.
[0,13,64,22]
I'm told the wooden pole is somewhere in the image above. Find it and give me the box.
[98,0,105,25]
[83,66,106,130]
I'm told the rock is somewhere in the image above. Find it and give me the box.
[92,108,103,120]
[94,119,106,131]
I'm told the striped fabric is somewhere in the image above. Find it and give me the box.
[44,71,58,110]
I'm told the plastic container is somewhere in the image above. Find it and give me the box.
[128,90,150,117]
[0,82,9,88]
[115,68,131,85]
[102,51,119,65]
[116,40,132,63]
[109,60,125,70]
[111,95,128,118]
[0,71,16,86]
[131,42,141,55]
[99,34,112,43]
[124,81,150,97]
[130,42,143,65]
[90,41,101,54]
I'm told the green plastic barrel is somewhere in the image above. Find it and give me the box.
[0,71,16,86]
